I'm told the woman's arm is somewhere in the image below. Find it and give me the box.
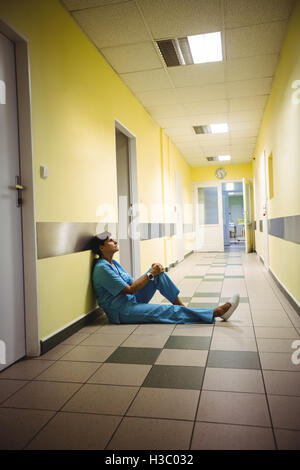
[120,263,163,295]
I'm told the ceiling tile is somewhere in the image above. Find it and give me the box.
[138,0,223,38]
[145,104,186,119]
[72,2,150,48]
[228,109,264,122]
[195,134,230,143]
[226,54,279,81]
[229,121,261,131]
[229,136,257,146]
[100,42,163,73]
[136,89,178,107]
[164,127,195,137]
[224,0,295,29]
[229,95,269,111]
[154,117,189,128]
[186,113,228,125]
[175,84,227,103]
[182,100,228,114]
[177,141,204,149]
[63,0,130,10]
[226,21,288,59]
[120,68,172,92]
[230,129,259,138]
[168,62,225,87]
[226,78,273,98]
[171,135,200,144]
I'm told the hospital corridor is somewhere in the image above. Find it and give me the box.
[0,0,300,452]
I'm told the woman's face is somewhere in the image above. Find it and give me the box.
[100,237,119,257]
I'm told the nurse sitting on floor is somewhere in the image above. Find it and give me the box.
[90,232,240,325]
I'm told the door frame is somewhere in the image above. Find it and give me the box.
[193,180,224,252]
[114,119,141,279]
[261,150,270,270]
[0,19,40,356]
[175,172,184,262]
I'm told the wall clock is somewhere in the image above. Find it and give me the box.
[215,167,227,179]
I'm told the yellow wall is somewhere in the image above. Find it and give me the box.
[0,0,191,339]
[191,162,253,182]
[253,0,300,304]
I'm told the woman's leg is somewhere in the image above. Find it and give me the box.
[135,272,180,304]
[120,300,214,324]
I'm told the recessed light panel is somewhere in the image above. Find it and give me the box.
[218,155,231,161]
[187,32,223,64]
[210,123,228,134]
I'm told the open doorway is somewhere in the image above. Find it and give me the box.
[222,182,245,249]
[114,120,141,279]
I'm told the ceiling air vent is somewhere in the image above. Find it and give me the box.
[206,156,218,161]
[157,38,194,67]
[157,40,180,67]
[193,125,211,134]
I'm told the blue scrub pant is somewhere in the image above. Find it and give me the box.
[117,272,215,324]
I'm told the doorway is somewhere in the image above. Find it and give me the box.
[0,20,39,362]
[222,182,245,248]
[260,151,269,270]
[194,181,224,251]
[115,121,140,278]
[194,179,253,254]
[175,172,184,262]
[0,31,26,370]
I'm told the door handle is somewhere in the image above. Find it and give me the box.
[15,176,24,207]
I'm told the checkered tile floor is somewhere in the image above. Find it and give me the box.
[1,247,300,450]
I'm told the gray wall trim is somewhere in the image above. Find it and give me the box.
[255,216,299,244]
[183,223,194,233]
[37,222,117,259]
[268,215,300,245]
[139,223,176,240]
[37,221,180,259]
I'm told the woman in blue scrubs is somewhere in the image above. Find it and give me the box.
[91,232,239,325]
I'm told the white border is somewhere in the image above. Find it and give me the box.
[0,18,40,356]
[114,119,141,279]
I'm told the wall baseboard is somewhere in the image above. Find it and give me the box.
[40,308,104,354]
[165,251,194,272]
[256,252,299,316]
[184,250,194,259]
[268,269,300,317]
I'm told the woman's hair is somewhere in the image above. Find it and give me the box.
[89,231,111,258]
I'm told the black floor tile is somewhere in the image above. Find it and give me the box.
[142,365,205,390]
[164,336,211,350]
[106,347,162,365]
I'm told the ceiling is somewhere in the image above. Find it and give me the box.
[60,0,295,167]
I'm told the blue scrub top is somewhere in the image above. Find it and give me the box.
[92,258,135,315]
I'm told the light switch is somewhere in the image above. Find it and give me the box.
[40,165,48,178]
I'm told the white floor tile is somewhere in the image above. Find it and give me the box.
[203,368,264,394]
[254,327,299,339]
[196,390,271,427]
[191,422,275,450]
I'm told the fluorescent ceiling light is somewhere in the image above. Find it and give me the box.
[210,123,228,134]
[187,32,223,64]
[218,155,231,161]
